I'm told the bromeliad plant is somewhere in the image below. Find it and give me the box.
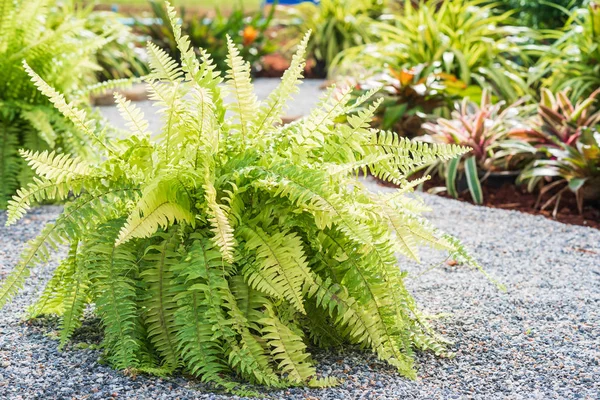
[0,5,477,391]
[421,92,522,204]
[508,88,600,148]
[350,65,476,136]
[502,88,600,214]
[519,129,600,216]
[0,0,120,207]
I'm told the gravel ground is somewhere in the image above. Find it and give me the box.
[1,177,598,399]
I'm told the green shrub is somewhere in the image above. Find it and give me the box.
[538,3,600,99]
[0,0,124,207]
[0,5,480,392]
[282,0,384,77]
[495,0,584,29]
[333,0,543,102]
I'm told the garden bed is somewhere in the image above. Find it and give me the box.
[1,180,598,399]
[375,175,600,230]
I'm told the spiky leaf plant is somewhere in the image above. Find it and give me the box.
[0,0,125,207]
[1,5,476,391]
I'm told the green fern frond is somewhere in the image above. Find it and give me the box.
[146,42,183,83]
[27,254,72,318]
[19,149,91,184]
[203,179,235,262]
[260,305,315,384]
[239,224,309,315]
[23,62,116,157]
[117,176,194,245]
[250,32,310,139]
[141,232,181,371]
[59,242,89,348]
[225,35,258,142]
[0,217,70,308]
[86,221,142,369]
[113,93,150,138]
[172,238,233,386]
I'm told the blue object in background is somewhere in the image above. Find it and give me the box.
[263,0,318,4]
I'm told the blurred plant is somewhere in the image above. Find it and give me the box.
[538,3,600,99]
[495,0,584,29]
[138,0,275,73]
[83,11,148,81]
[282,0,384,77]
[334,0,544,102]
[0,0,119,207]
[421,92,524,203]
[50,1,147,81]
[350,65,474,136]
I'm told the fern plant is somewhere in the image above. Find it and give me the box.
[1,4,477,391]
[0,0,125,207]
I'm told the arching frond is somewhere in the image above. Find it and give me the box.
[260,305,315,383]
[59,242,89,348]
[250,32,310,139]
[203,179,235,262]
[225,36,258,142]
[146,42,183,83]
[20,149,91,183]
[117,176,194,245]
[113,93,151,138]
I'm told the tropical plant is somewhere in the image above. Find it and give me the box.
[0,0,120,207]
[519,129,600,215]
[539,3,600,99]
[421,92,523,203]
[282,0,384,77]
[350,65,478,136]
[334,0,543,102]
[501,88,600,214]
[508,88,600,148]
[0,5,480,392]
[138,0,275,73]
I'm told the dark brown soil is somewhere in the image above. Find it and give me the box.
[374,175,600,230]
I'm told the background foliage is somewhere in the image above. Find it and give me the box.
[0,0,131,207]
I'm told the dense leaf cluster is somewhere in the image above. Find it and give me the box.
[0,0,121,207]
[1,5,476,391]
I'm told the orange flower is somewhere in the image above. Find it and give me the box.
[242,26,258,46]
[389,66,415,86]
